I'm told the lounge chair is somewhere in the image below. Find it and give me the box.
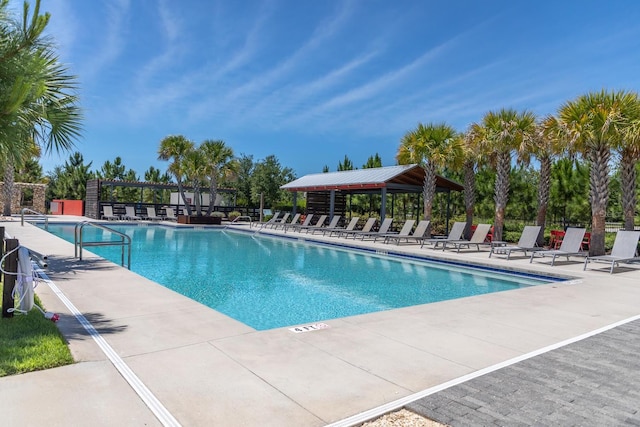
[583,230,640,273]
[101,205,119,221]
[530,227,586,266]
[325,217,359,236]
[441,223,492,252]
[258,212,281,229]
[308,215,341,234]
[273,213,300,230]
[354,218,394,240]
[146,207,163,221]
[296,215,327,233]
[284,214,314,233]
[374,220,415,243]
[384,220,431,245]
[489,225,543,259]
[336,217,377,238]
[421,221,466,249]
[164,207,178,221]
[264,213,289,229]
[123,206,142,220]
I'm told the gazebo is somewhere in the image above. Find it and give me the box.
[281,164,463,225]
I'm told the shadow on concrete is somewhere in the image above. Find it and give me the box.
[37,255,120,281]
[56,311,128,340]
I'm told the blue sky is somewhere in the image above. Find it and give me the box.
[18,0,640,177]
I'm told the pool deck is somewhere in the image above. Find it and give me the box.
[1,217,640,426]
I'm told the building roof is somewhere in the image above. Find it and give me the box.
[281,164,463,193]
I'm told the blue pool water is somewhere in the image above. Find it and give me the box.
[43,224,553,330]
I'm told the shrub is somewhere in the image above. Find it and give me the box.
[211,211,225,218]
[228,211,242,221]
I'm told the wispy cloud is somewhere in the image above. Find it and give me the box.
[79,0,130,81]
[186,1,357,122]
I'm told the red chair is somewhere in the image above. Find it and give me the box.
[549,230,565,249]
[582,232,591,251]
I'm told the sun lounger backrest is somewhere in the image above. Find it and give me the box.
[398,220,415,236]
[413,220,430,237]
[147,207,156,217]
[469,224,491,243]
[288,213,301,225]
[104,206,114,216]
[125,206,137,217]
[300,214,314,227]
[278,213,290,223]
[326,215,341,228]
[165,207,176,218]
[378,218,393,234]
[517,226,541,248]
[361,218,377,233]
[313,215,327,227]
[447,222,466,240]
[345,217,359,231]
[558,228,586,252]
[611,230,640,258]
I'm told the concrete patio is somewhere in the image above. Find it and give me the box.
[1,217,639,426]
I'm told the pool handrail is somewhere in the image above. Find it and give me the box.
[21,208,49,230]
[74,221,131,269]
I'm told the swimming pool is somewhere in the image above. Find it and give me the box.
[43,223,555,330]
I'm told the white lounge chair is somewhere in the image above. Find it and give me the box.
[354,218,393,240]
[296,215,327,233]
[258,212,281,229]
[325,217,359,236]
[274,213,300,230]
[336,218,376,238]
[123,206,142,220]
[583,230,640,273]
[308,215,341,234]
[284,214,314,233]
[490,225,543,259]
[530,227,586,266]
[101,205,119,220]
[146,207,163,221]
[164,207,178,221]
[264,213,289,229]
[374,220,415,242]
[421,221,466,249]
[442,224,492,252]
[384,220,431,245]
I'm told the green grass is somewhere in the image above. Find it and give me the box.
[0,283,73,377]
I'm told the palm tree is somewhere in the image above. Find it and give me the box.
[558,90,636,255]
[199,140,236,216]
[461,126,485,238]
[183,149,207,216]
[397,122,463,222]
[158,135,195,216]
[529,116,566,245]
[473,109,536,241]
[0,0,82,215]
[616,95,640,231]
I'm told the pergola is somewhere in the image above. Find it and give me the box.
[281,164,463,225]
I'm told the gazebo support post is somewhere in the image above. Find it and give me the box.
[292,192,298,216]
[380,187,387,221]
[329,190,335,221]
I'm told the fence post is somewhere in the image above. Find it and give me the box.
[2,238,19,318]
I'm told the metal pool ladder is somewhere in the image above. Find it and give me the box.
[21,208,49,230]
[74,221,132,269]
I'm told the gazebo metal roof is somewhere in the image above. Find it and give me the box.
[281,164,463,193]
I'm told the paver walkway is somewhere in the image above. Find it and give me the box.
[407,319,640,426]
